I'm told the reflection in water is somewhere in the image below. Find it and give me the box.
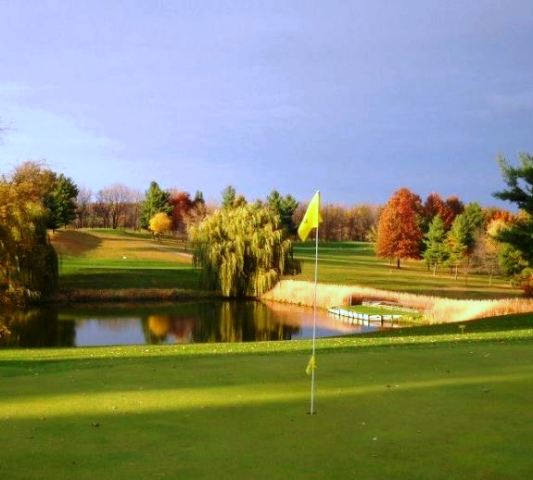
[0,300,379,348]
[0,307,76,348]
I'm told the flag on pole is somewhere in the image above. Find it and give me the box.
[298,190,322,415]
[298,191,322,241]
[305,354,316,376]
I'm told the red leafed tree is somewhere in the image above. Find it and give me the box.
[169,190,193,233]
[444,196,464,224]
[376,188,423,268]
[424,192,455,229]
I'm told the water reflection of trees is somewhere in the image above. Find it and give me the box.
[142,301,300,344]
[0,307,75,348]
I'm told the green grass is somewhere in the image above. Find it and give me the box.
[342,305,417,316]
[52,229,201,291]
[293,241,522,299]
[1,313,532,479]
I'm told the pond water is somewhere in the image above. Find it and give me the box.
[0,300,390,348]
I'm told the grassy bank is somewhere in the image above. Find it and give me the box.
[51,229,201,292]
[293,242,522,299]
[263,280,533,323]
[1,313,532,479]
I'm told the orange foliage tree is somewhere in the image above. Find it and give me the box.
[169,190,193,233]
[376,188,423,268]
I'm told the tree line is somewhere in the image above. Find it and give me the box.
[1,153,531,300]
[374,154,533,294]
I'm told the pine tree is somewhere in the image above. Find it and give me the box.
[140,181,171,229]
[493,153,533,265]
[221,185,237,209]
[423,215,448,275]
[267,190,299,235]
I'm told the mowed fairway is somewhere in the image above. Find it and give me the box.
[1,314,532,480]
[293,242,522,299]
[51,229,200,290]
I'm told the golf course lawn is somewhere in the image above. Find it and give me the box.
[2,314,532,479]
[293,241,522,299]
[52,229,201,291]
[52,230,523,300]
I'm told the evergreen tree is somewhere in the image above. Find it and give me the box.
[267,190,299,235]
[221,185,237,209]
[193,190,205,206]
[423,215,448,275]
[140,181,171,229]
[493,153,533,265]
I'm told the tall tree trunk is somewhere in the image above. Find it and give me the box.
[433,263,437,276]
[454,264,458,280]
[396,258,401,269]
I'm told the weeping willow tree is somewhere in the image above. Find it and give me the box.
[0,181,58,303]
[190,203,300,297]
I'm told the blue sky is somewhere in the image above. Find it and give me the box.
[1,0,532,205]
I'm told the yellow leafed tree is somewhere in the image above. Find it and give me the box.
[149,212,172,239]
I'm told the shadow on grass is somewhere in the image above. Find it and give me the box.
[53,231,102,256]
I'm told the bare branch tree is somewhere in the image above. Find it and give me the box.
[98,184,136,229]
[75,187,92,228]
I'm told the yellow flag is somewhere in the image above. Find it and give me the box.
[298,191,322,241]
[305,354,316,375]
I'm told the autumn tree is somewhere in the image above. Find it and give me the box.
[376,188,423,268]
[11,162,78,230]
[190,203,300,297]
[149,212,172,239]
[0,176,58,302]
[471,219,502,285]
[140,181,171,229]
[169,190,193,233]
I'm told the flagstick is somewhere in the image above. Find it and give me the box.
[310,221,319,415]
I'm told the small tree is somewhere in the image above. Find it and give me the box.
[149,213,172,240]
[423,215,448,275]
[445,214,470,280]
[190,203,299,297]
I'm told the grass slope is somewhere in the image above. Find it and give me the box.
[293,241,522,299]
[1,314,532,479]
[52,229,200,291]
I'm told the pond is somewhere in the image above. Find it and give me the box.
[0,300,390,348]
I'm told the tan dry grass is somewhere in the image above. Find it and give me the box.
[262,280,533,323]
